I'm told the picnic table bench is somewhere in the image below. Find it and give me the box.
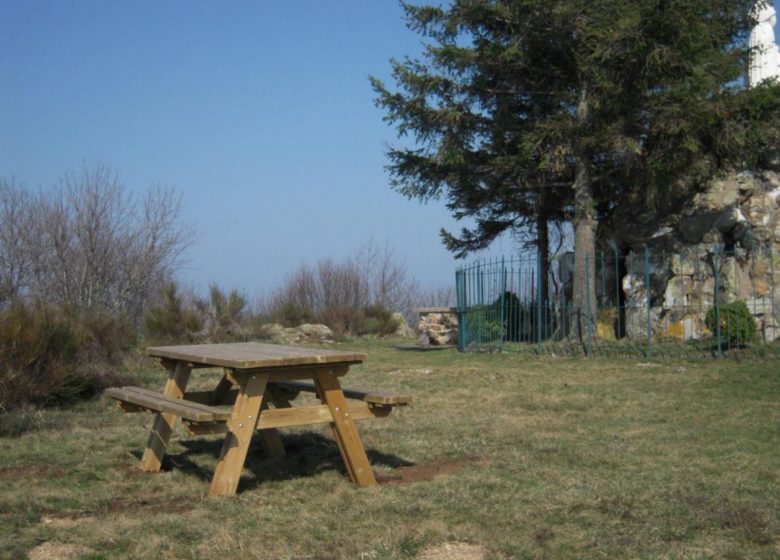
[105,342,410,497]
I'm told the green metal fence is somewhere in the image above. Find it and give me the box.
[455,246,780,358]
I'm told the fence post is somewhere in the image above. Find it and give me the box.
[645,247,653,360]
[476,261,483,351]
[614,247,621,339]
[695,245,703,355]
[499,258,506,352]
[537,251,543,354]
[585,252,594,356]
[600,251,606,309]
[456,267,466,352]
[714,244,723,358]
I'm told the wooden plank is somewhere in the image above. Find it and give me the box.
[110,386,215,413]
[314,371,378,487]
[265,384,294,408]
[252,403,335,428]
[210,372,235,405]
[257,399,285,460]
[117,401,144,413]
[139,362,192,473]
[146,342,366,370]
[183,389,239,406]
[225,366,350,386]
[275,380,412,406]
[183,402,389,435]
[106,386,231,422]
[183,370,238,406]
[208,372,268,497]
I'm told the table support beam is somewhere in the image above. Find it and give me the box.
[209,372,268,497]
[257,398,286,460]
[139,361,192,472]
[315,370,377,487]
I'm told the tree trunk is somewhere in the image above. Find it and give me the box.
[572,85,597,353]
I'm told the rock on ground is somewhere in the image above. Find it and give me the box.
[257,323,334,345]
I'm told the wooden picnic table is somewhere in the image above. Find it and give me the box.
[106,342,410,497]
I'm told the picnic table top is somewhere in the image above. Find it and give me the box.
[146,342,366,370]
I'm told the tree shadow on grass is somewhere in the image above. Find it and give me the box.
[132,432,413,492]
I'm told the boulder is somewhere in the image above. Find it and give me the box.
[257,323,334,345]
[298,323,334,340]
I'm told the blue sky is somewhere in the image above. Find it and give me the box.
[1,1,777,296]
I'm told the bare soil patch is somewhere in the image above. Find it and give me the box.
[377,455,479,485]
[40,494,198,523]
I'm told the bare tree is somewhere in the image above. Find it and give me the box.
[351,240,418,315]
[1,165,192,324]
[262,241,421,327]
[0,179,32,301]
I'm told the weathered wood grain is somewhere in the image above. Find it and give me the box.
[275,380,411,406]
[146,342,365,369]
[106,386,231,422]
[138,362,192,472]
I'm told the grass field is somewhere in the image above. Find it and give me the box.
[1,339,778,559]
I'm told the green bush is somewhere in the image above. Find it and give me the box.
[357,304,399,336]
[466,306,504,342]
[268,301,314,328]
[76,307,136,363]
[145,282,203,343]
[0,300,132,413]
[705,300,757,345]
[195,284,248,341]
[317,305,364,336]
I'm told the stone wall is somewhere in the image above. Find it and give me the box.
[416,307,459,346]
[604,170,780,342]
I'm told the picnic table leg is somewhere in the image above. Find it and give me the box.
[209,372,268,497]
[314,370,377,487]
[257,398,286,460]
[208,371,234,405]
[139,361,192,472]
[258,385,294,459]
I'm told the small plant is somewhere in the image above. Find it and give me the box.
[358,304,399,336]
[466,306,504,343]
[705,300,757,345]
[145,282,203,343]
[195,284,248,341]
[269,300,314,328]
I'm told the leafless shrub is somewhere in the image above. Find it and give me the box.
[261,241,420,334]
[414,285,455,308]
[1,165,191,325]
[0,179,33,301]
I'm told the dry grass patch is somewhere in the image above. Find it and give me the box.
[0,338,778,559]
[417,542,489,560]
[26,542,89,560]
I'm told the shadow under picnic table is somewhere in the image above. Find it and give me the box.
[131,432,413,492]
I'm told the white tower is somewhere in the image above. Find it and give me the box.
[749,3,780,87]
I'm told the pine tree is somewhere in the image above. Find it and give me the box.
[372,0,780,345]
